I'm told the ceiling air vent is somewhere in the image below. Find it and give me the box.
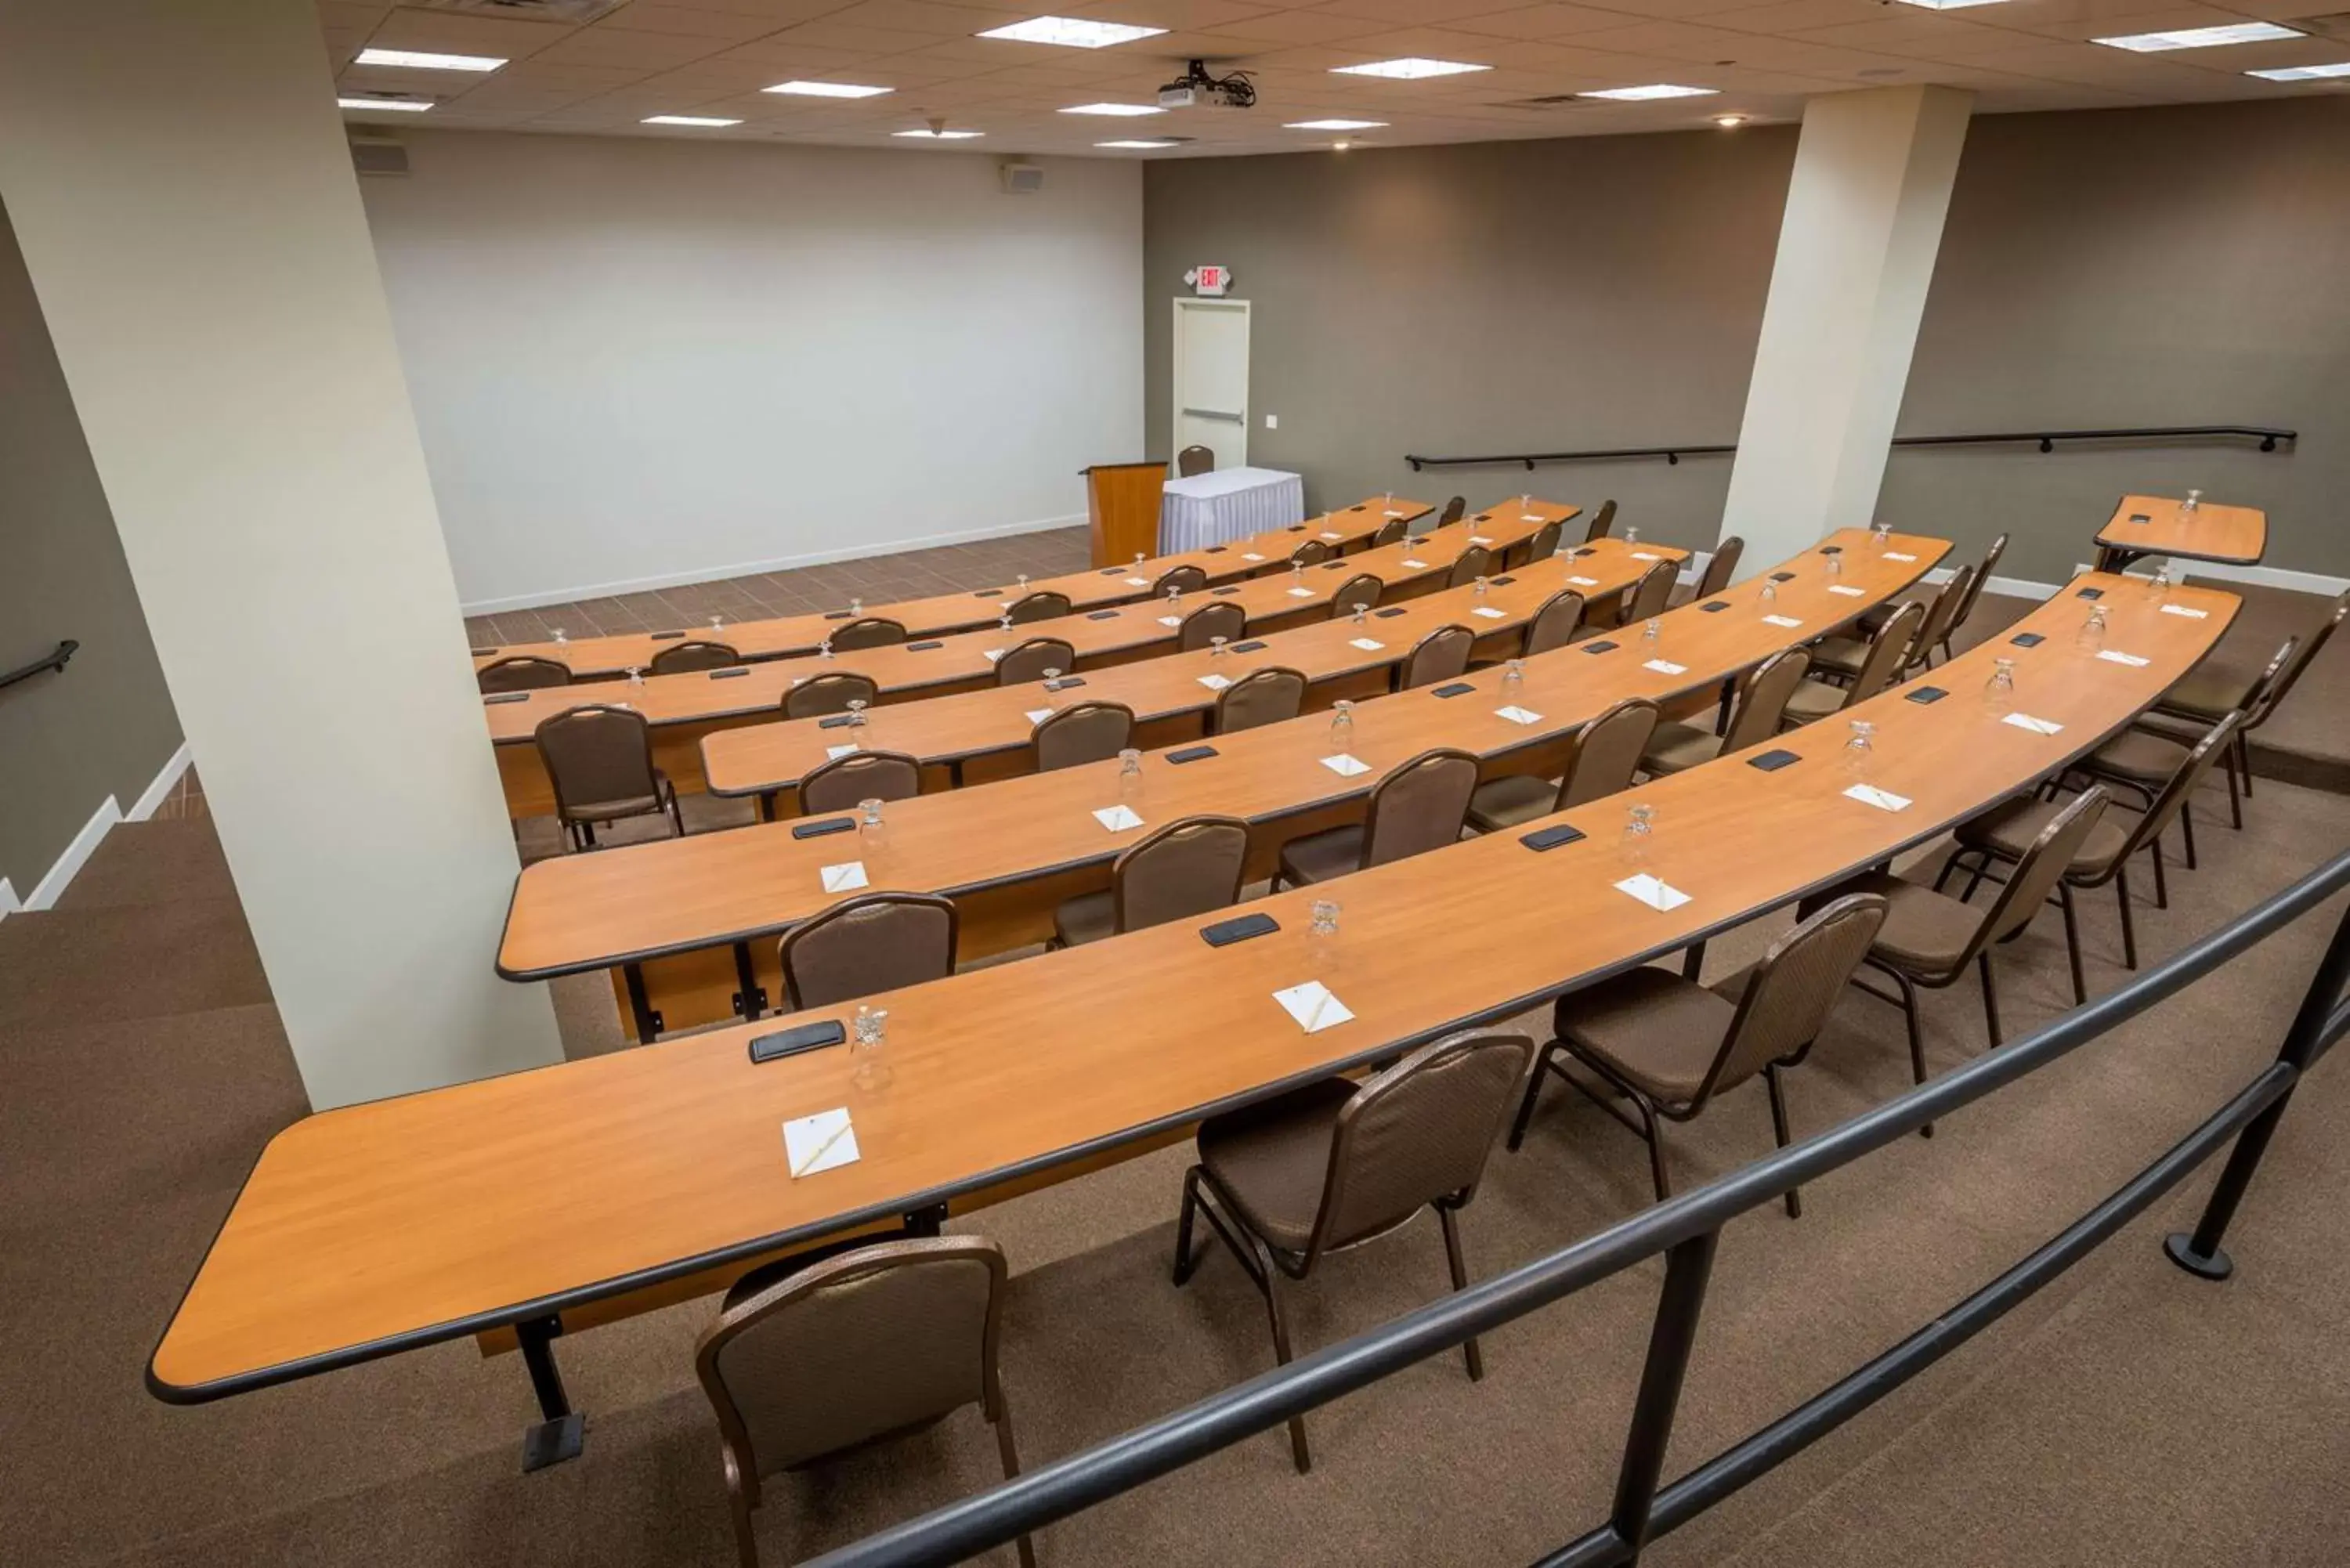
[349,136,411,177]
[1497,95,1599,110]
[410,0,631,21]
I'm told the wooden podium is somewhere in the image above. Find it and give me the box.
[1083,460,1167,567]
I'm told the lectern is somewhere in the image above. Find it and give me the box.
[1083,460,1167,568]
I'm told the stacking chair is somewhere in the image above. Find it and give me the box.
[1050,815,1249,948]
[1438,495,1468,526]
[1944,715,2241,992]
[1274,747,1478,888]
[1289,538,1334,568]
[1510,894,1888,1216]
[1368,515,1408,549]
[1691,535,1746,600]
[1329,573,1383,619]
[777,891,957,1011]
[1520,517,1564,565]
[1155,563,1209,596]
[534,704,683,851]
[649,639,740,675]
[1170,1030,1536,1472]
[1640,646,1811,776]
[2074,666,2269,877]
[1177,444,1215,477]
[1445,544,1495,590]
[1466,696,1659,835]
[1177,599,1247,651]
[996,636,1076,687]
[1806,787,2108,1059]
[828,616,906,652]
[1814,566,1971,683]
[1932,532,2006,659]
[2134,636,2295,833]
[1781,601,1924,728]
[800,750,922,817]
[478,655,571,694]
[1582,500,1618,543]
[1032,701,1133,771]
[2146,587,2345,827]
[695,1236,1036,1568]
[1615,558,1677,628]
[1005,591,1071,626]
[1215,666,1307,734]
[1521,589,1586,656]
[1398,624,1475,690]
[784,671,877,720]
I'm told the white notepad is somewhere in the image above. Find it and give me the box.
[1321,753,1371,777]
[1242,552,1265,562]
[1520,511,1542,523]
[825,743,860,761]
[1321,530,1343,541]
[1383,508,1405,518]
[1614,873,1691,912]
[1631,551,1661,562]
[1287,587,1315,599]
[1274,980,1354,1035]
[783,1108,860,1180]
[1568,576,1599,587]
[1828,584,1867,597]
[1884,551,1918,562]
[1643,659,1687,675]
[1470,536,1494,546]
[1158,615,1182,627]
[1495,705,1543,725]
[1762,614,1802,628]
[2160,604,2209,620]
[982,649,1005,664]
[1093,804,1145,833]
[2002,712,2065,735]
[1473,606,1508,620]
[1844,782,1912,812]
[1025,708,1053,724]
[1124,576,1150,587]
[1197,674,1232,691]
[1401,558,1429,569]
[1348,637,1385,652]
[2096,649,2150,667]
[820,861,870,894]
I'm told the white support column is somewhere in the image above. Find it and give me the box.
[1719,86,1975,569]
[0,0,562,1107]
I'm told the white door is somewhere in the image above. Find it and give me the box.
[1173,298,1249,472]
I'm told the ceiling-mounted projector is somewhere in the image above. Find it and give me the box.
[1159,59,1256,110]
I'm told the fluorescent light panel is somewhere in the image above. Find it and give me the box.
[1891,0,2010,9]
[1331,58,1488,79]
[1582,83,1718,100]
[340,96,432,112]
[643,115,741,127]
[894,128,985,138]
[353,47,504,71]
[1097,139,1179,149]
[1060,102,1164,116]
[2247,60,2350,79]
[1285,118,1387,130]
[977,16,1166,48]
[765,80,892,97]
[2095,22,2301,51]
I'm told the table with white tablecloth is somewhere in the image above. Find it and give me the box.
[1158,466,1305,552]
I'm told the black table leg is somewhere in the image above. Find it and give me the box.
[516,1316,586,1472]
[622,963,663,1046]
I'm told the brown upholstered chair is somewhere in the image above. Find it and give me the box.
[2074,655,2275,876]
[1814,565,1972,683]
[1522,589,1586,657]
[649,639,741,675]
[1520,517,1564,565]
[1465,696,1660,835]
[2146,587,2344,829]
[1368,516,1408,549]
[1437,495,1467,526]
[800,750,923,817]
[1051,814,1250,948]
[1289,538,1334,568]
[1781,600,1924,728]
[1640,646,1811,776]
[1178,599,1247,651]
[1177,443,1214,477]
[1444,544,1495,590]
[695,1236,1035,1568]
[828,617,906,652]
[1512,894,1888,1218]
[1329,573,1383,620]
[2134,635,2298,834]
[1396,624,1474,691]
[1582,499,1618,543]
[1155,563,1209,597]
[1032,701,1134,771]
[777,891,957,1011]
[1170,1029,1536,1472]
[1215,666,1307,734]
[533,704,683,851]
[784,671,877,720]
[1690,535,1745,601]
[1932,531,2006,659]
[1616,558,1677,628]
[997,636,1076,687]
[1005,591,1072,626]
[1274,746,1479,888]
[478,655,571,693]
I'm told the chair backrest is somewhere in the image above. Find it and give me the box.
[1401,624,1475,689]
[1842,599,1928,707]
[1553,696,1661,811]
[1005,591,1072,626]
[1438,496,1467,526]
[1111,815,1250,934]
[478,655,571,693]
[1697,894,1889,1106]
[1177,444,1214,478]
[800,749,923,816]
[1289,538,1334,568]
[1976,787,2110,953]
[1945,532,2007,638]
[1723,646,1813,752]
[2251,587,2349,726]
[1032,701,1133,771]
[1904,565,1974,669]
[1524,518,1564,563]
[778,891,958,1011]
[2120,712,2245,862]
[1155,563,1208,596]
[1360,747,1480,869]
[1177,599,1247,652]
[830,617,907,652]
[1368,516,1407,549]
[649,639,740,675]
[695,1236,1006,1478]
[1215,667,1306,733]
[1622,559,1676,624]
[785,671,878,719]
[997,637,1076,687]
[1444,544,1495,590]
[1306,1031,1537,1260]
[2236,637,2299,728]
[1695,536,1745,599]
[1329,573,1383,619]
[1582,499,1618,543]
[1523,589,1585,656]
[533,705,659,819]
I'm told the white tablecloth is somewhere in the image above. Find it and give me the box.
[1159,466,1305,552]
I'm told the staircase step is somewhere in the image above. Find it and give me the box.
[0,896,269,1033]
[52,818,237,912]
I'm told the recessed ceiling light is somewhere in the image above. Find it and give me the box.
[1331,58,1489,80]
[339,96,433,112]
[2247,60,2350,80]
[1061,102,1165,116]
[1097,139,1180,149]
[1285,118,1387,131]
[893,128,985,139]
[353,48,504,71]
[643,115,742,127]
[1582,83,1719,100]
[2094,22,2301,51]
[977,16,1168,49]
[1891,0,2010,9]
[1713,114,1748,128]
[765,80,893,98]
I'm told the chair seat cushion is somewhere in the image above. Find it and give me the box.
[1465,775,1557,833]
[1954,796,2132,880]
[562,774,673,825]
[1806,869,1980,979]
[1053,888,1115,948]
[1554,966,1736,1104]
[2084,728,2186,786]
[1197,1076,1358,1252]
[1641,721,1722,777]
[2158,661,2260,721]
[1810,637,1869,678]
[1780,677,1847,726]
[1278,825,1365,886]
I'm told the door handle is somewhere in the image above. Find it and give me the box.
[1182,407,1245,422]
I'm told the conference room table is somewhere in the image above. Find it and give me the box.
[498,529,1947,1042]
[2093,493,2266,573]
[472,497,1434,683]
[149,569,2237,1471]
[483,500,1578,818]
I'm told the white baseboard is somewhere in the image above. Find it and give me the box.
[128,741,193,822]
[0,879,17,919]
[24,794,121,912]
[2170,560,2346,597]
[458,511,1092,616]
[1985,573,2064,602]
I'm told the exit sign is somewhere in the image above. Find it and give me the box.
[1185,265,1231,297]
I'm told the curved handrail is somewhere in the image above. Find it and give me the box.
[0,638,76,692]
[1405,424,2300,471]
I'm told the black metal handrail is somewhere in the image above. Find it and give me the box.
[0,638,76,692]
[1405,424,2300,471]
[804,845,2350,1568]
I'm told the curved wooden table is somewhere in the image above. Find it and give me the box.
[2095,493,2266,573]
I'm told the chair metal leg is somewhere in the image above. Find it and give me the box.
[1630,1090,1672,1204]
[2150,837,2169,911]
[1259,1268,1312,1473]
[1680,940,1706,982]
[992,1406,1039,1568]
[2240,731,2255,800]
[2057,883,2088,1006]
[1882,961,1933,1137]
[1932,849,1964,895]
[2115,866,2140,970]
[724,1459,761,1568]
[1763,1064,1802,1219]
[1960,857,1989,904]
[1437,1205,1485,1381]
[1506,1042,1560,1151]
[1978,952,2002,1049]
[2181,800,2197,869]
[1170,1167,1205,1285]
[2224,742,2243,829]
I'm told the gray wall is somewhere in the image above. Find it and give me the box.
[1144,98,2350,586]
[0,196,181,899]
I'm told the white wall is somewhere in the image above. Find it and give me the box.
[360,132,1144,612]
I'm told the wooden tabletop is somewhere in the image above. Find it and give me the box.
[2096,493,2267,566]
[150,566,2236,1400]
[698,537,1678,798]
[474,497,1437,681]
[496,529,1946,981]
